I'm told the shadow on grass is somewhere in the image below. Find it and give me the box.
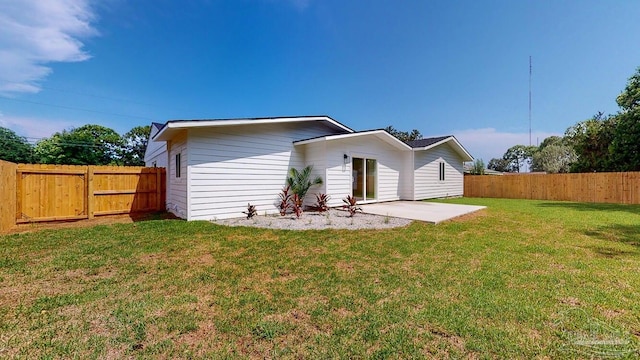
[583,224,640,257]
[536,202,640,216]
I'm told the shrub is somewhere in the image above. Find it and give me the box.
[311,193,331,213]
[278,186,292,216]
[243,203,257,219]
[292,194,303,218]
[287,166,322,204]
[342,195,362,217]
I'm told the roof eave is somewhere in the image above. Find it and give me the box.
[153,116,354,141]
[294,130,412,150]
[413,136,474,161]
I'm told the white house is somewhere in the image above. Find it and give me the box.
[143,122,168,169]
[144,116,473,220]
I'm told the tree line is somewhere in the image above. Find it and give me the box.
[0,124,151,166]
[484,66,640,173]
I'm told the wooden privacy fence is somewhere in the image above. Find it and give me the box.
[0,161,165,232]
[464,172,640,204]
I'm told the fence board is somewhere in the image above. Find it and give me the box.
[464,172,640,204]
[0,160,17,233]
[11,164,165,225]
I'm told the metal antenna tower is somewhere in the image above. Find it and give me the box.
[529,56,532,146]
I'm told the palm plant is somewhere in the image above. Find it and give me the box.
[286,165,323,205]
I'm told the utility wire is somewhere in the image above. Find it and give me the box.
[0,78,156,107]
[0,95,156,121]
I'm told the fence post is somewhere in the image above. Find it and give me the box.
[87,166,95,219]
[155,167,161,211]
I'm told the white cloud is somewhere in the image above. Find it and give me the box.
[453,128,561,163]
[0,113,81,140]
[0,0,97,94]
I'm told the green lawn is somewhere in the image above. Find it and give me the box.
[1,198,639,359]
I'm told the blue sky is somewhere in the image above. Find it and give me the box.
[1,0,639,162]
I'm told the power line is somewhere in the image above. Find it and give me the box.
[0,95,156,121]
[0,78,156,108]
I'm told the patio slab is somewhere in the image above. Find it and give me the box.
[360,201,486,224]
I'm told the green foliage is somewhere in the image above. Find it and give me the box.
[120,125,150,166]
[502,145,537,172]
[564,112,616,172]
[487,158,510,172]
[34,124,124,165]
[610,110,640,171]
[286,165,323,202]
[616,66,640,111]
[384,126,422,143]
[531,144,577,173]
[469,158,485,175]
[0,127,33,163]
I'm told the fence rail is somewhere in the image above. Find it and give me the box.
[464,172,640,204]
[0,161,165,232]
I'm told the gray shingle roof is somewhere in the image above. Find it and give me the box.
[405,136,452,148]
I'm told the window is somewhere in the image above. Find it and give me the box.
[439,162,445,181]
[175,153,181,178]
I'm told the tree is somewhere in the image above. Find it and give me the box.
[564,112,616,172]
[34,124,124,165]
[384,126,422,143]
[286,165,323,204]
[0,127,33,163]
[502,145,537,172]
[531,145,577,173]
[487,158,510,172]
[469,158,485,175]
[615,66,640,111]
[120,125,151,166]
[610,67,640,171]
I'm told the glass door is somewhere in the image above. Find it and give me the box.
[352,157,376,201]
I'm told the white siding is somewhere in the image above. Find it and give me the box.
[400,151,414,200]
[187,122,341,220]
[144,128,168,168]
[321,137,406,207]
[144,146,168,169]
[301,141,327,207]
[413,143,465,199]
[167,131,188,218]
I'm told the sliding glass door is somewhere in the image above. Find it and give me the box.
[352,157,377,201]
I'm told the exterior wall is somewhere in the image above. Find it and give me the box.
[166,131,188,218]
[187,122,342,220]
[301,141,327,206]
[144,144,168,169]
[400,151,414,200]
[144,126,168,168]
[321,137,406,207]
[413,143,465,199]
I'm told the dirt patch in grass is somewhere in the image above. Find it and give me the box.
[442,208,488,224]
[8,212,179,235]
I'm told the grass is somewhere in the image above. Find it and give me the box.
[1,198,640,358]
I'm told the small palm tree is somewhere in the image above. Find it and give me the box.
[287,165,323,205]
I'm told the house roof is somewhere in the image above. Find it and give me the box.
[293,129,413,150]
[153,115,353,141]
[406,136,451,148]
[407,135,473,161]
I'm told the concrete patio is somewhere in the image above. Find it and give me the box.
[360,201,486,224]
